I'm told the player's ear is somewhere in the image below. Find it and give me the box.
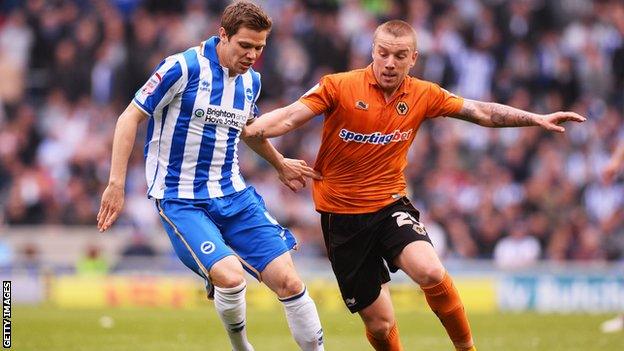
[218,27,229,43]
[410,50,419,68]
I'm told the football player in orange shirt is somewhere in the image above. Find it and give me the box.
[244,20,585,351]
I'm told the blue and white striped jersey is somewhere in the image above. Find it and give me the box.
[132,36,261,199]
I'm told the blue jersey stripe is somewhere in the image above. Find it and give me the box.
[193,124,217,198]
[218,127,239,194]
[209,61,223,105]
[144,117,154,158]
[204,37,219,62]
[140,61,183,115]
[251,71,261,100]
[233,75,245,110]
[164,49,200,198]
[146,105,169,196]
[251,71,261,116]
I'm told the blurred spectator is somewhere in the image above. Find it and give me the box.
[1,0,624,263]
[115,232,157,272]
[0,9,32,105]
[75,245,109,276]
[18,242,41,275]
[494,222,541,269]
[121,233,157,258]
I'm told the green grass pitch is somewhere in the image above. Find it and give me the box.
[14,305,622,350]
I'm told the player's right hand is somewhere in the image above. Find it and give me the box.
[97,184,125,232]
[277,158,322,192]
[539,111,586,133]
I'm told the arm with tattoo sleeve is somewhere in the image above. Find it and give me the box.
[451,99,586,132]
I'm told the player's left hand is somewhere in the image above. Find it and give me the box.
[97,183,125,232]
[277,158,322,192]
[537,111,586,132]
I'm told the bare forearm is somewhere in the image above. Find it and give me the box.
[481,101,539,127]
[243,137,284,170]
[246,107,297,139]
[245,101,317,139]
[455,100,539,128]
[108,106,144,186]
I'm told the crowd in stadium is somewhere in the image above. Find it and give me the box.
[1,0,623,265]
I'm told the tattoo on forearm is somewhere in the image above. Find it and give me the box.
[485,102,535,127]
[251,129,265,138]
[459,101,537,127]
[460,103,477,119]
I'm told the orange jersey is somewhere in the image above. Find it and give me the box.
[299,65,464,214]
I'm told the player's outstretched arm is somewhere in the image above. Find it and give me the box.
[603,140,624,183]
[241,136,321,192]
[243,101,317,139]
[97,103,147,232]
[450,99,586,132]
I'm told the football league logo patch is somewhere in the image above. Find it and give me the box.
[141,72,162,96]
[396,101,409,116]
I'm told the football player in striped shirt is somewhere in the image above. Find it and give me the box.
[97,2,324,350]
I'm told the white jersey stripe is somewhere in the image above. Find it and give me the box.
[208,125,230,198]
[230,133,245,192]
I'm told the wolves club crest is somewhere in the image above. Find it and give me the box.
[396,101,408,116]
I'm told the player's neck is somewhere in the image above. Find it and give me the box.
[215,42,237,78]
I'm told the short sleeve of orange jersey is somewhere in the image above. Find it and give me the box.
[425,82,464,118]
[299,75,338,115]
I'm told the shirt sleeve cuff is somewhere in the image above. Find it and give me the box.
[132,98,152,116]
[298,98,325,115]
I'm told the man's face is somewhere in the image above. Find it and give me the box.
[371,31,418,93]
[218,26,268,75]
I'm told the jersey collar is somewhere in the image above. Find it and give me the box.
[200,36,220,63]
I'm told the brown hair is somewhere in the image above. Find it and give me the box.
[221,1,272,37]
[373,20,417,49]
